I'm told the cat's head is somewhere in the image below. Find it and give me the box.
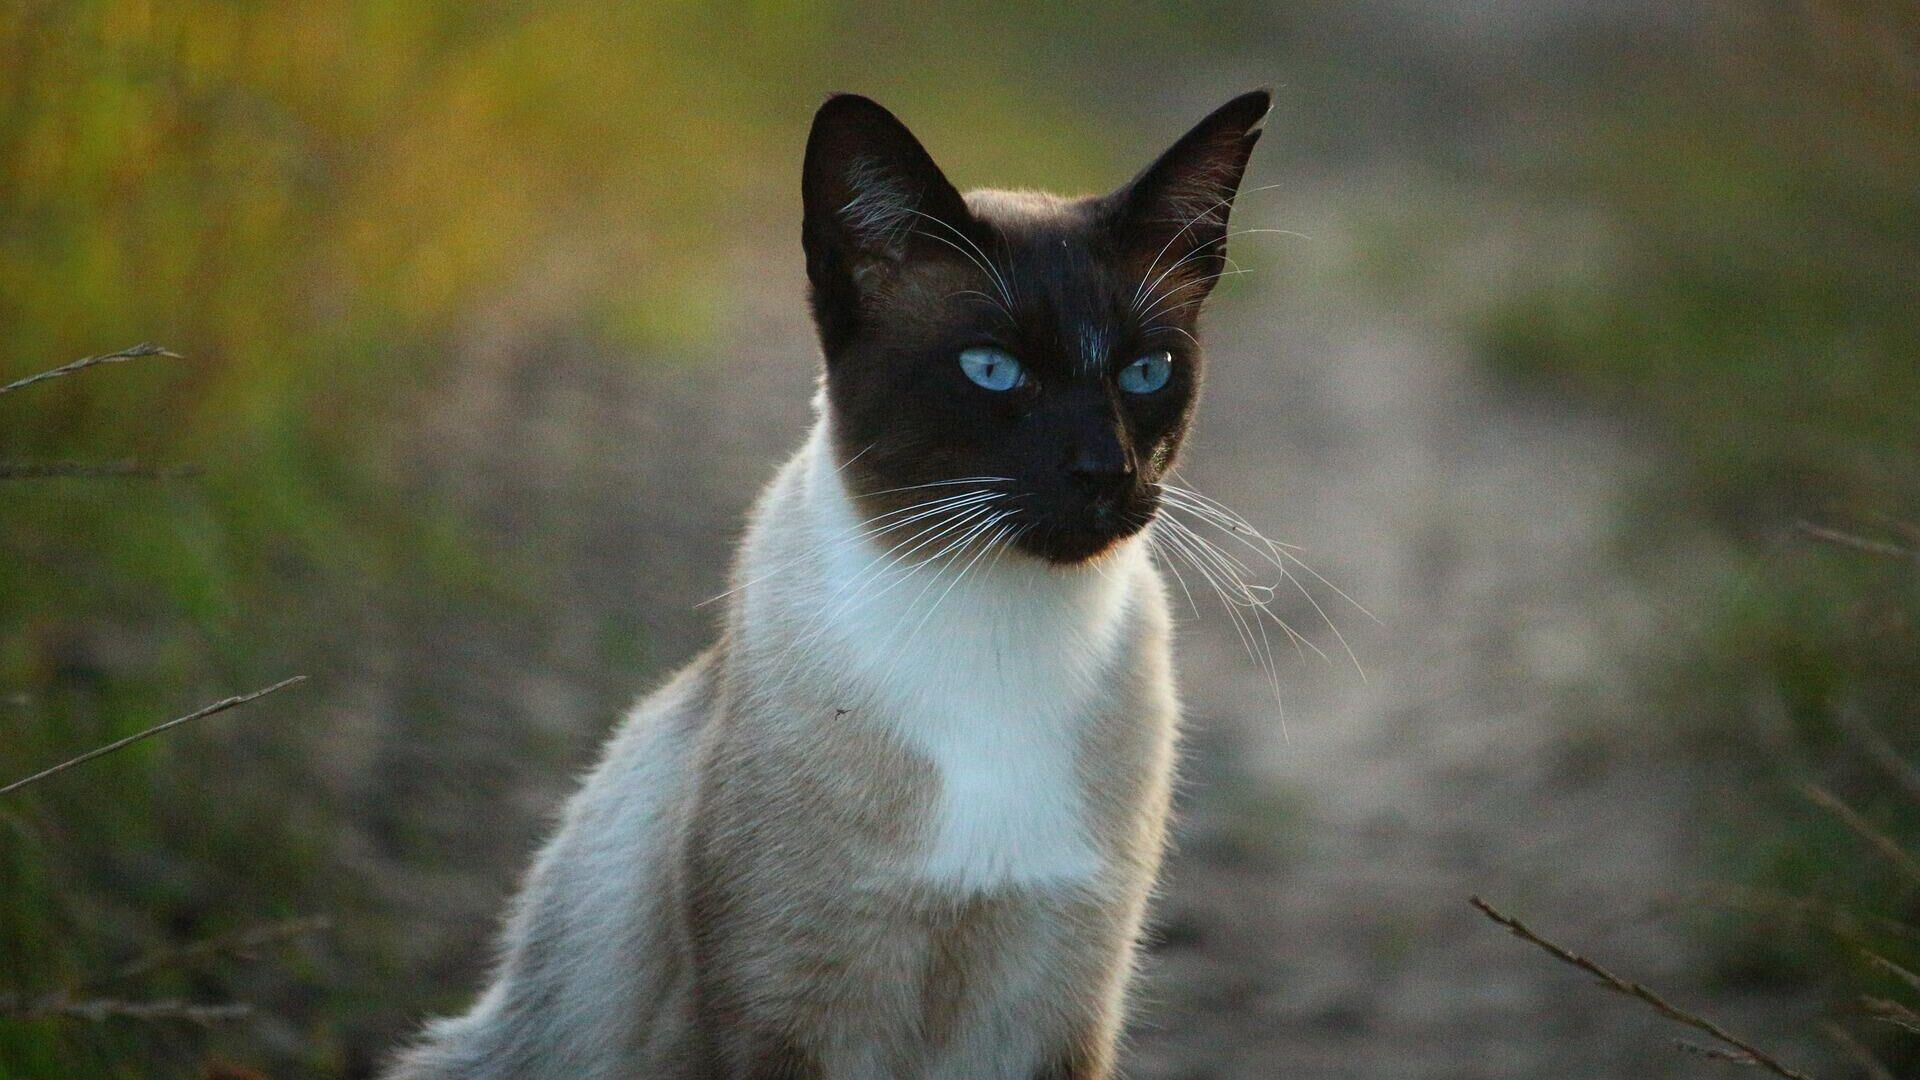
[802,91,1269,564]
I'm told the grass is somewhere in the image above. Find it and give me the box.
[0,5,1203,1072]
[1462,3,1920,1068]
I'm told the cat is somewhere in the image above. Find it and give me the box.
[384,87,1270,1080]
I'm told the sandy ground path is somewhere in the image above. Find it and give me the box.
[401,208,1827,1079]
[1117,255,1822,1076]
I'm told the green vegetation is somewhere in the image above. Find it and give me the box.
[4,1,1914,1075]
[1469,6,1920,1065]
[1,4,1280,1075]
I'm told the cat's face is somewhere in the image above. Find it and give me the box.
[802,92,1268,564]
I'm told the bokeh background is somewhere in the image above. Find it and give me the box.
[3,2,1916,1077]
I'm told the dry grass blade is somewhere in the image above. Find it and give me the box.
[1832,706,1920,804]
[1860,995,1920,1035]
[1801,784,1920,888]
[10,998,252,1025]
[0,461,204,480]
[0,677,308,797]
[1675,1039,1762,1067]
[1698,883,1920,945]
[92,916,332,989]
[1469,896,1817,1080]
[0,343,180,396]
[1861,950,1920,994]
[1820,1021,1896,1080]
[1794,520,1920,562]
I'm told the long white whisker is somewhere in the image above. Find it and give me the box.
[1133,242,1252,322]
[888,513,1014,660]
[694,489,1000,609]
[1128,183,1287,316]
[855,475,1014,499]
[905,208,1016,312]
[772,500,1004,674]
[1154,517,1286,737]
[812,501,1000,626]
[1162,482,1375,626]
[1145,520,1204,621]
[756,491,998,653]
[1161,511,1324,664]
[1157,485,1369,680]
[1136,264,1253,328]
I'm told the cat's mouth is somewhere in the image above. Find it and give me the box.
[1014,494,1156,564]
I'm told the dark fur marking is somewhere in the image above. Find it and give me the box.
[800,90,1269,565]
[738,1036,824,1080]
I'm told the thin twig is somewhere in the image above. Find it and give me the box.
[88,916,331,990]
[1794,520,1920,562]
[1861,995,1920,1035]
[8,997,251,1025]
[1820,1021,1896,1080]
[1469,896,1816,1080]
[0,344,179,396]
[1861,950,1920,994]
[1801,784,1920,889]
[1698,883,1920,945]
[1832,706,1920,804]
[0,461,203,480]
[0,677,307,797]
[1675,1039,1762,1067]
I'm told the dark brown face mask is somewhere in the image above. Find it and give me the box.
[800,90,1269,564]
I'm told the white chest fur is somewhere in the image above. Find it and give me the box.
[741,424,1145,893]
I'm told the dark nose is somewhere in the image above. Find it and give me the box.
[1067,430,1135,490]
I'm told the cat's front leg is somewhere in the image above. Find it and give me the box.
[1033,1026,1114,1080]
[685,988,824,1080]
[730,1035,824,1080]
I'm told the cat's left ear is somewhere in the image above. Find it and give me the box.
[1108,89,1271,310]
[802,94,973,352]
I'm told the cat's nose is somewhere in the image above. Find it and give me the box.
[1066,436,1135,489]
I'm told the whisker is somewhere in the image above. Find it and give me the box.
[1151,517,1287,737]
[1142,518,1204,621]
[854,475,1014,500]
[1161,482,1375,625]
[1135,264,1253,328]
[887,511,1016,663]
[1161,511,1324,664]
[814,500,1001,622]
[833,442,877,475]
[1156,483,1370,680]
[694,488,1000,608]
[1127,182,1287,316]
[905,208,1017,312]
[1132,241,1256,323]
[772,499,1005,672]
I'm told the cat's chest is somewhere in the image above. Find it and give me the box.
[867,643,1106,893]
[813,544,1144,894]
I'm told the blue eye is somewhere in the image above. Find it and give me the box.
[958,346,1026,391]
[1118,351,1174,394]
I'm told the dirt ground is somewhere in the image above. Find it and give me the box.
[388,181,1830,1078]
[1115,219,1825,1078]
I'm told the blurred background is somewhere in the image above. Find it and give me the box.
[2,2,1916,1077]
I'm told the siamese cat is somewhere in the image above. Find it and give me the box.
[386,88,1270,1080]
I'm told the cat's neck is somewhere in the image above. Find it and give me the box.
[729,414,1151,890]
[733,415,1147,686]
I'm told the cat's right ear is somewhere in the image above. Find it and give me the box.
[802,94,972,353]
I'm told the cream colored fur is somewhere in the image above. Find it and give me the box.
[384,403,1180,1079]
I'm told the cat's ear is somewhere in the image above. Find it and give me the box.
[802,94,972,349]
[1108,90,1271,310]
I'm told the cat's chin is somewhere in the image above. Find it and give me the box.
[1016,518,1151,567]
